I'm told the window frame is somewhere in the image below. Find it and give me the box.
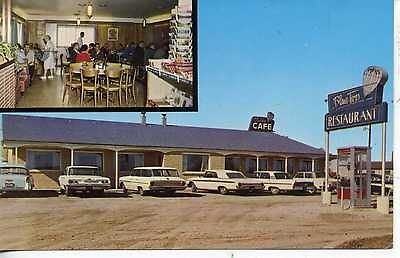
[182,153,210,172]
[26,149,62,171]
[119,152,145,173]
[73,151,104,173]
[56,24,96,48]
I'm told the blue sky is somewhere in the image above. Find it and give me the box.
[8,0,394,160]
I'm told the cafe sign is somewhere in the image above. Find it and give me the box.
[249,112,275,132]
[325,66,388,132]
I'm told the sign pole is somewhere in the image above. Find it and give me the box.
[368,125,372,149]
[325,131,329,193]
[322,131,332,205]
[381,122,387,197]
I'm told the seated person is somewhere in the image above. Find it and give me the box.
[75,45,92,63]
[68,42,80,62]
[16,44,27,65]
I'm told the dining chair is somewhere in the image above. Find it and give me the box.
[105,68,123,107]
[80,67,99,107]
[121,68,137,105]
[62,62,82,103]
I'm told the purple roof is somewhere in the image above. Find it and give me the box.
[2,115,325,156]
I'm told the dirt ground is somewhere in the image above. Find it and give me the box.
[0,190,393,250]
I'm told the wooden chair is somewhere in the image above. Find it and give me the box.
[80,67,99,107]
[121,68,137,105]
[62,63,82,103]
[105,68,123,107]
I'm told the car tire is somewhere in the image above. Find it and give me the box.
[270,187,280,195]
[166,190,176,195]
[94,189,104,195]
[65,186,72,196]
[218,186,229,195]
[308,186,317,195]
[191,183,198,193]
[138,187,145,196]
[121,183,128,194]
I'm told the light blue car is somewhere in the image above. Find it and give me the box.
[0,164,34,193]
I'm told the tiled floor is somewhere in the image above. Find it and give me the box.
[16,71,147,108]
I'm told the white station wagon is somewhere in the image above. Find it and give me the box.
[118,167,187,196]
[0,164,34,193]
[187,169,264,195]
[59,166,111,196]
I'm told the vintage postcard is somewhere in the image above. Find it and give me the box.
[0,0,395,254]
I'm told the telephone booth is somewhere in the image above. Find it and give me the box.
[337,147,372,208]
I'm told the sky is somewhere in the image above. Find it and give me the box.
[6,0,394,160]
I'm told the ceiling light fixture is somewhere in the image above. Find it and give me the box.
[87,2,93,19]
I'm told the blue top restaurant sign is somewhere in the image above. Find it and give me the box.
[325,66,388,131]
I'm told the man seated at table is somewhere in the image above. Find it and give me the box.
[75,44,92,63]
[68,42,80,62]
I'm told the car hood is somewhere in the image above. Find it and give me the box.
[150,176,184,181]
[62,175,109,181]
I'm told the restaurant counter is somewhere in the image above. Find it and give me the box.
[146,65,193,108]
[0,60,17,109]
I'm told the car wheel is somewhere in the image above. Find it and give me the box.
[121,183,128,194]
[270,187,280,195]
[65,186,73,196]
[191,183,198,193]
[138,187,145,196]
[308,186,317,195]
[94,189,104,195]
[166,190,176,195]
[218,186,229,195]
[59,188,65,194]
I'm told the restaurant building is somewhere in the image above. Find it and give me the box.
[1,114,326,189]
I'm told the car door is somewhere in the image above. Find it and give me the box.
[126,169,139,190]
[196,171,218,190]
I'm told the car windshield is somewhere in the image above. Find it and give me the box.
[0,167,28,175]
[226,172,245,179]
[68,167,99,176]
[152,169,179,177]
[274,173,288,179]
[258,173,270,179]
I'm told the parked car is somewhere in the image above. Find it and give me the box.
[119,167,187,196]
[371,173,393,195]
[0,164,34,193]
[293,171,336,193]
[187,169,264,195]
[59,166,111,196]
[252,171,314,195]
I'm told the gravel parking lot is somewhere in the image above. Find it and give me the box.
[0,190,393,250]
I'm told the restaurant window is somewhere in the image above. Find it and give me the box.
[74,152,103,173]
[273,159,285,172]
[225,157,241,171]
[26,150,60,170]
[183,154,209,171]
[258,158,268,171]
[119,153,144,176]
[57,25,95,47]
[244,158,257,174]
[300,160,312,172]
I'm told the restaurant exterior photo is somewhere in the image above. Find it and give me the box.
[1,114,326,190]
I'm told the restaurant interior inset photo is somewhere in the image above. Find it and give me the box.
[0,0,195,110]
